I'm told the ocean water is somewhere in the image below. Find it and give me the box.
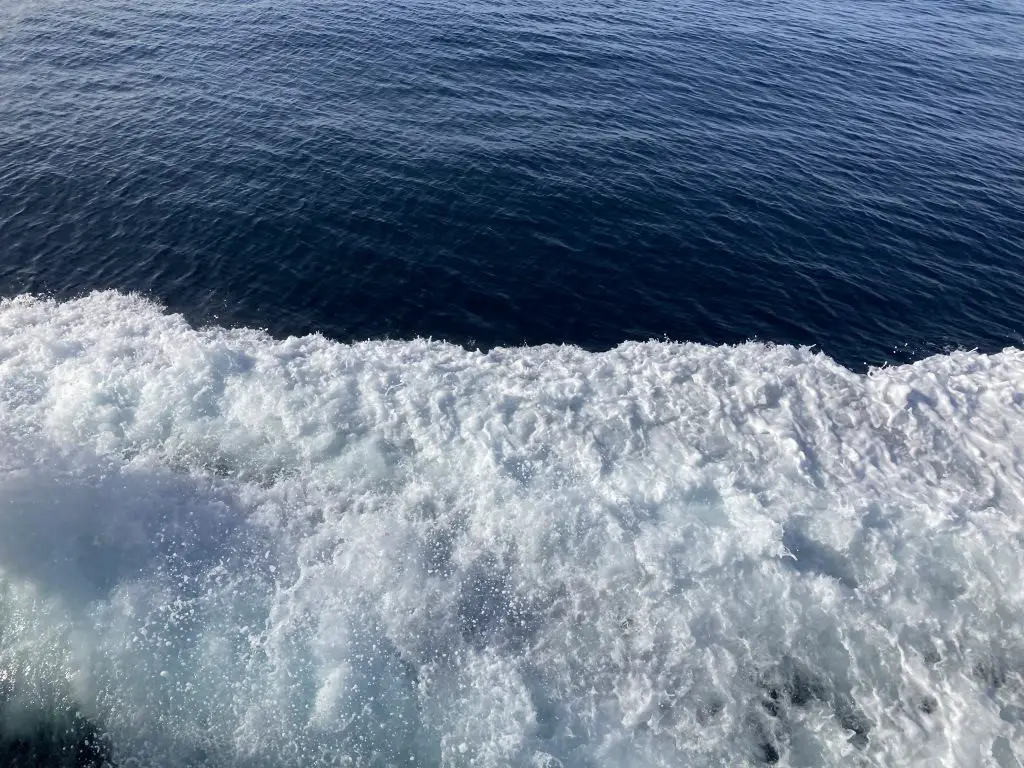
[1,0,1024,767]
[1,0,1023,364]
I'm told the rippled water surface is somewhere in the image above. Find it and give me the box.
[1,0,1022,364]
[3,3,1024,766]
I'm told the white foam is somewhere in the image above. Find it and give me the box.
[0,291,1022,767]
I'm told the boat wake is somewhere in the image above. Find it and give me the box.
[0,292,1022,767]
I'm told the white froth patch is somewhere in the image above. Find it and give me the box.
[0,291,1023,767]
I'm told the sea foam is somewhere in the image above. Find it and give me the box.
[0,291,1022,767]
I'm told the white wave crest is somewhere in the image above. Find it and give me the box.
[0,291,1022,767]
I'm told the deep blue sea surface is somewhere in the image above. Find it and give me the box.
[4,2,1024,767]
[1,0,1022,365]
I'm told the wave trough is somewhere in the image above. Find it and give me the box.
[0,291,1022,767]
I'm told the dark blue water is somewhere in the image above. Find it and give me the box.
[1,0,1022,368]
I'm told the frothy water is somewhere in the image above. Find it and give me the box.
[0,291,1022,766]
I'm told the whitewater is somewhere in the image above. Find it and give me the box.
[0,291,1021,767]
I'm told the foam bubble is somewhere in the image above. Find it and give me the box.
[0,291,1022,766]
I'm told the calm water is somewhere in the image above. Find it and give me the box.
[1,0,1022,366]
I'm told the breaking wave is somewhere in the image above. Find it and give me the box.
[0,291,1022,767]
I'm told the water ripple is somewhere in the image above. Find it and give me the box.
[0,0,1022,367]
